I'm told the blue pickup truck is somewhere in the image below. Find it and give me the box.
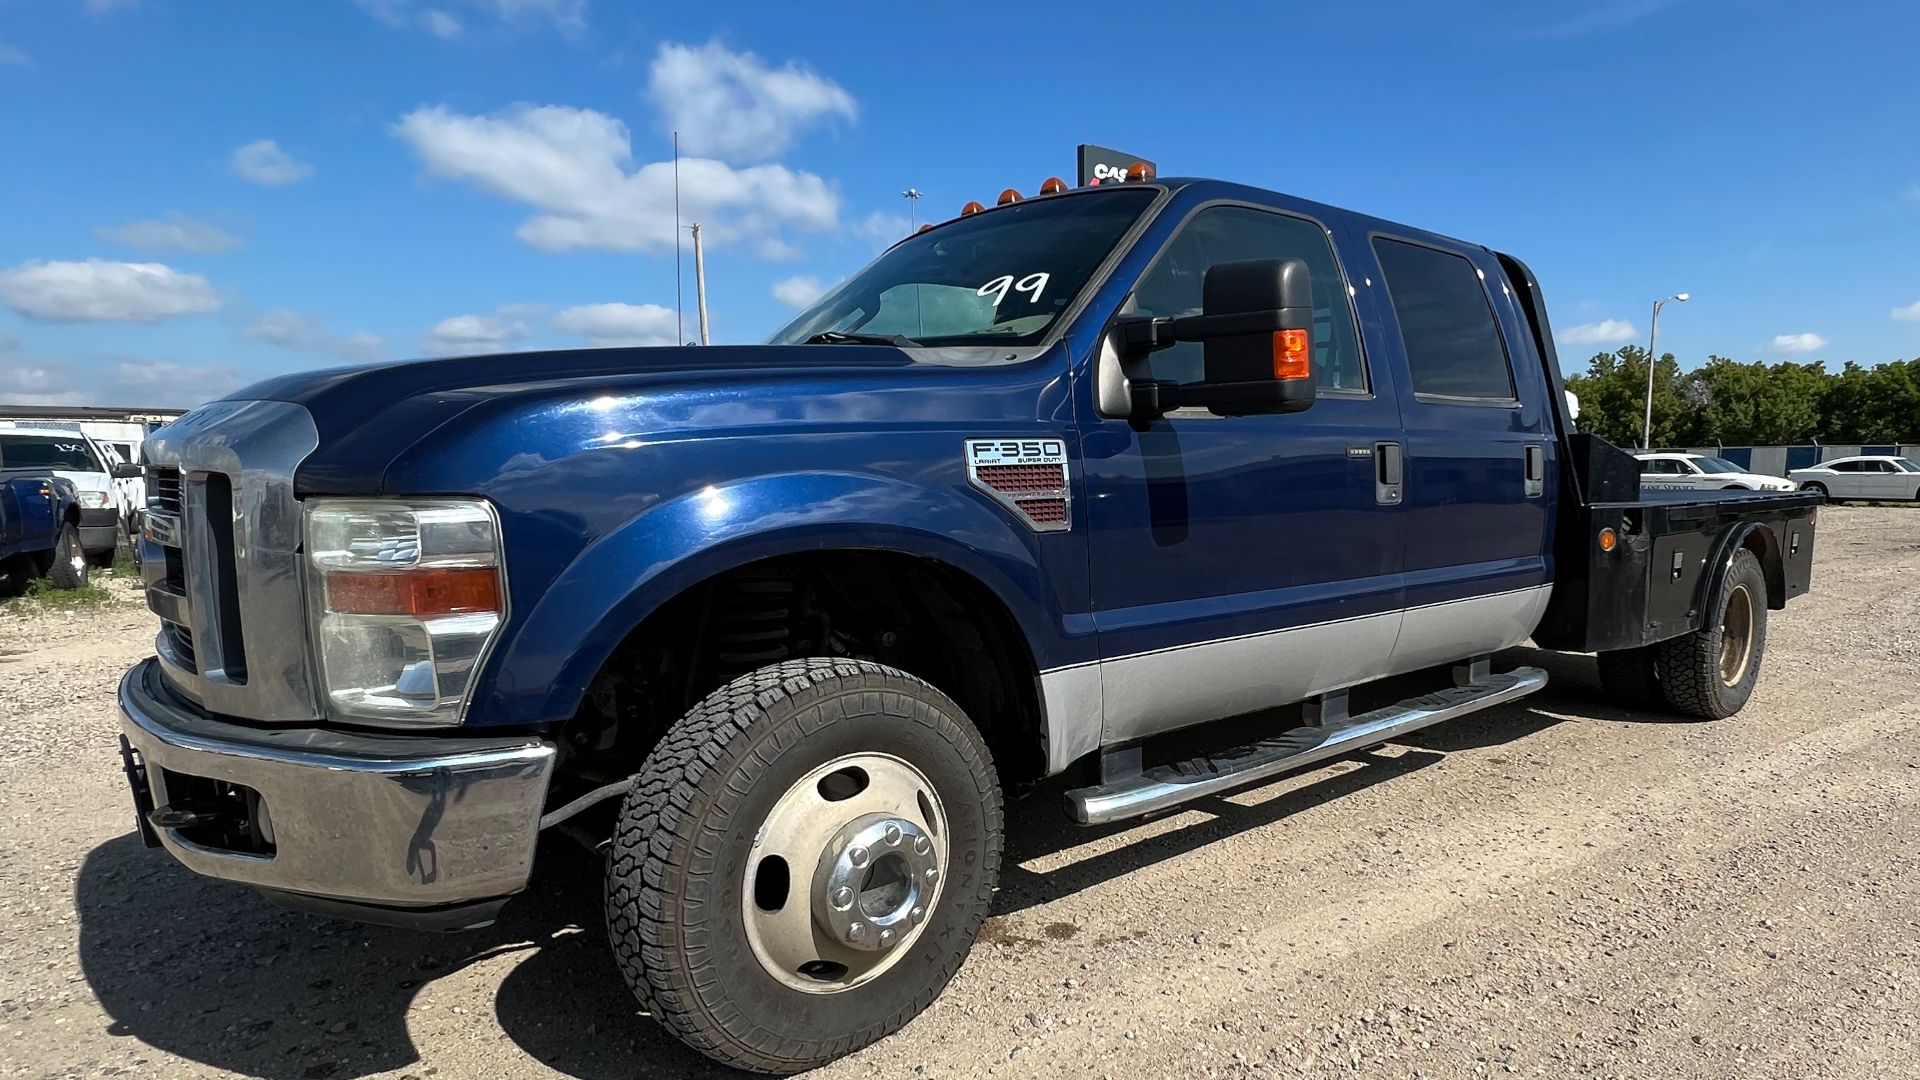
[0,468,87,594]
[117,174,1818,1073]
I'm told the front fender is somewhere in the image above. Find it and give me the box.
[476,470,1081,728]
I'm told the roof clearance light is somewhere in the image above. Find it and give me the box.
[1272,329,1311,381]
[997,188,1022,206]
[1126,161,1156,182]
[1039,176,1067,195]
[917,223,935,233]
[961,200,986,216]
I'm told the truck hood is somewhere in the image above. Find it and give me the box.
[226,344,1039,495]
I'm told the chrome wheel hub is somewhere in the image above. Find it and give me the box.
[741,753,948,993]
[814,813,937,951]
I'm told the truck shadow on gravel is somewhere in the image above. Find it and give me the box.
[75,649,1667,1079]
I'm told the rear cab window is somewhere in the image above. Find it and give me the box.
[1371,237,1518,404]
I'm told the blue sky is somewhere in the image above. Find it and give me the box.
[1,0,1917,408]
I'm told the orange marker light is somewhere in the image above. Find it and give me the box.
[961,200,985,216]
[917,223,935,233]
[1271,329,1311,381]
[327,567,501,617]
[1126,161,1156,183]
[1039,176,1067,195]
[1597,528,1618,553]
[997,188,1022,206]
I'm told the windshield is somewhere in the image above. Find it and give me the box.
[1694,457,1744,474]
[0,434,101,472]
[768,188,1156,348]
[1895,458,1920,473]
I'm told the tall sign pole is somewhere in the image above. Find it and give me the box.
[673,131,684,343]
[690,222,710,346]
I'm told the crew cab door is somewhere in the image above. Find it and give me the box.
[1350,233,1555,671]
[1079,201,1405,744]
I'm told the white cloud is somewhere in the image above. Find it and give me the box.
[0,259,218,323]
[1772,332,1828,353]
[395,103,841,255]
[358,0,581,37]
[647,40,855,163]
[0,355,237,409]
[230,140,313,186]
[97,212,243,254]
[856,210,913,249]
[245,309,388,363]
[1906,183,1920,203]
[1893,300,1920,322]
[420,306,532,355]
[552,302,678,347]
[0,41,29,66]
[1557,318,1636,347]
[771,275,826,309]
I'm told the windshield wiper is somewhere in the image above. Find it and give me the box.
[803,330,920,347]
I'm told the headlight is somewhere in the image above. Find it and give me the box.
[305,498,506,727]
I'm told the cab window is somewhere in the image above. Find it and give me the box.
[1372,238,1517,403]
[1127,205,1367,393]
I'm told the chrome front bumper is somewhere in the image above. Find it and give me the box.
[118,658,556,922]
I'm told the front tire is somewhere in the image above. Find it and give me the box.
[1653,548,1767,719]
[606,658,1003,1075]
[48,522,89,590]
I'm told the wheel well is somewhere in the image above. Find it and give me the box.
[1739,528,1786,610]
[553,550,1046,805]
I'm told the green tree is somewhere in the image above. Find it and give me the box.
[1682,358,1825,445]
[1564,346,1690,448]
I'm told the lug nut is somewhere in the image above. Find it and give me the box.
[912,834,932,855]
[830,886,853,910]
[848,845,870,868]
[910,905,926,924]
[847,922,868,943]
[883,822,903,846]
[924,867,940,885]
[879,928,896,946]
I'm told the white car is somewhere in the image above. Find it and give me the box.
[1633,452,1798,493]
[1789,455,1920,502]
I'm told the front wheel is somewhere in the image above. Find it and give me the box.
[1653,548,1768,718]
[606,658,1003,1075]
[1802,482,1829,501]
[48,522,89,589]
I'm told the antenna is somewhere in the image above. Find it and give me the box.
[902,187,922,231]
[673,130,683,343]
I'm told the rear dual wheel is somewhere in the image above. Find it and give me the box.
[1595,548,1768,719]
[606,658,1002,1075]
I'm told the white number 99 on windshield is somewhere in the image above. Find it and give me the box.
[977,272,1050,306]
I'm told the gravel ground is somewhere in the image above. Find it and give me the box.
[1,506,1915,1080]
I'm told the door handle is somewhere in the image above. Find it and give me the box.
[1524,444,1545,497]
[1375,442,1403,505]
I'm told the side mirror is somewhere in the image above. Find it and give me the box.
[1119,257,1317,420]
[111,462,142,479]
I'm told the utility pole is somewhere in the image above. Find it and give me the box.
[690,222,710,346]
[902,188,923,231]
[1641,292,1690,449]
[673,131,683,344]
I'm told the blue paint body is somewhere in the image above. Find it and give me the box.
[235,179,1566,734]
[0,472,79,567]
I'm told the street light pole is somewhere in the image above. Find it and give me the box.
[902,188,922,232]
[1641,291,1690,449]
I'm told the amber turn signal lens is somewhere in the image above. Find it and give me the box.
[1039,176,1067,195]
[997,188,1022,206]
[961,200,985,216]
[1271,328,1311,381]
[1597,528,1618,553]
[326,567,501,617]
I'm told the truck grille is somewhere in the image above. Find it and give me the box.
[147,466,182,514]
[139,400,323,723]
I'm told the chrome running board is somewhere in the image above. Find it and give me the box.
[1065,666,1548,825]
